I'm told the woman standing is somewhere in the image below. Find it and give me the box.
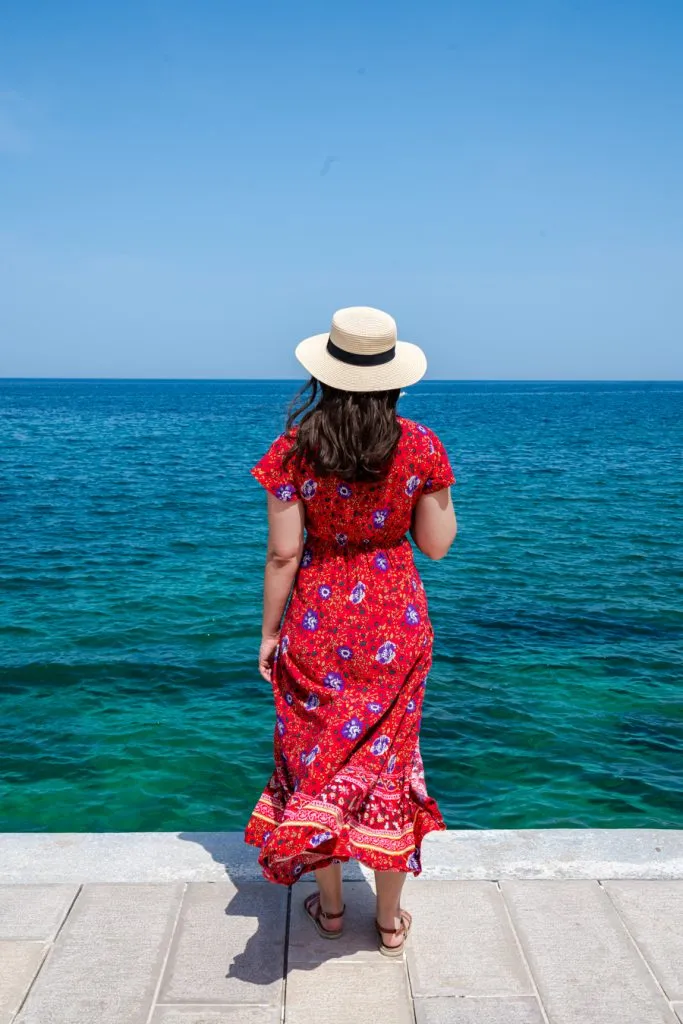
[245,306,456,956]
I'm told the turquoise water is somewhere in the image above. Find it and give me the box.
[1,379,681,832]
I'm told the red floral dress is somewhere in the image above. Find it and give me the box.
[244,416,455,885]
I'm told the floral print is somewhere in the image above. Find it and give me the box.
[309,830,333,847]
[245,416,455,885]
[302,609,319,631]
[370,734,391,756]
[405,603,420,626]
[275,482,297,502]
[323,672,345,691]
[301,547,313,568]
[341,717,364,740]
[301,744,320,766]
[376,640,397,664]
[372,508,390,528]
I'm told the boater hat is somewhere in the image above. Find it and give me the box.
[295,306,427,393]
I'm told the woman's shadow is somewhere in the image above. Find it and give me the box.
[178,832,380,988]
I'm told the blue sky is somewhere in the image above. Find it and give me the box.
[1,0,681,379]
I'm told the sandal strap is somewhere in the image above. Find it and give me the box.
[376,919,406,936]
[304,892,345,921]
[320,904,345,920]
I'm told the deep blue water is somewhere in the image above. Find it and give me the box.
[1,379,681,831]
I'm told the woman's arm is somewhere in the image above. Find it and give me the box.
[258,493,305,680]
[411,487,457,560]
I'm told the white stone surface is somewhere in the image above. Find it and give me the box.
[1,830,682,884]
[422,829,683,880]
[2,835,683,1024]
[603,881,683,1001]
[151,1008,280,1023]
[158,882,287,1007]
[0,885,79,940]
[0,942,47,1024]
[14,884,184,1024]
[502,880,678,1024]
[413,996,545,1024]
[407,881,534,998]
[285,960,413,1024]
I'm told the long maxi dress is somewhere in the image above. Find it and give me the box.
[244,416,455,885]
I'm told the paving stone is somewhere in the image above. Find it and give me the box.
[502,880,678,1024]
[285,960,413,1024]
[406,881,534,997]
[288,880,379,964]
[414,996,545,1024]
[151,1007,280,1024]
[0,885,79,940]
[14,883,184,1024]
[158,882,286,1007]
[0,942,47,1024]
[673,1004,683,1024]
[603,881,683,1000]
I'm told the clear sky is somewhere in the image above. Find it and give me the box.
[1,0,681,379]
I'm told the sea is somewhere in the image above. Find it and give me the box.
[1,379,681,833]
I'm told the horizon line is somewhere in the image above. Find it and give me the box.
[2,377,682,384]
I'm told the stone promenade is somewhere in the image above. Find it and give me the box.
[1,830,682,1024]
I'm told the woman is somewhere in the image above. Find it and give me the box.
[244,306,456,956]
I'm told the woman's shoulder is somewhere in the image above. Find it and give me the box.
[396,416,455,489]
[397,416,442,449]
[265,426,298,455]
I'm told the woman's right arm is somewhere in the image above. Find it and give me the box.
[411,487,457,560]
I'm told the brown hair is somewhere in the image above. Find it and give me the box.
[283,377,401,482]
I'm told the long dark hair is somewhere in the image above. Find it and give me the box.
[283,377,401,482]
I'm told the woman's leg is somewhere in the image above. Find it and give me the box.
[375,869,410,948]
[313,861,344,932]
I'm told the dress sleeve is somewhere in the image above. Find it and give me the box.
[251,433,300,503]
[422,430,456,493]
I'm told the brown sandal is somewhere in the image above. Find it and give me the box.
[303,891,346,939]
[375,909,412,957]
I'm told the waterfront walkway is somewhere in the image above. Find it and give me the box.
[1,830,682,1024]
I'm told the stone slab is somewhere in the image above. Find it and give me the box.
[151,1008,280,1024]
[502,880,678,1024]
[158,882,286,1007]
[414,996,545,1024]
[0,885,79,940]
[0,942,47,1024]
[603,881,683,1000]
[406,881,534,998]
[288,880,379,963]
[421,829,683,880]
[674,1004,683,1024]
[1,830,682,883]
[285,960,413,1024]
[13,883,184,1024]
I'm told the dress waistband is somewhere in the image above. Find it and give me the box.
[305,533,410,554]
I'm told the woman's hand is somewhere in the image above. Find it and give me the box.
[258,632,280,682]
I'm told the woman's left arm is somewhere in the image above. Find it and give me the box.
[258,493,305,681]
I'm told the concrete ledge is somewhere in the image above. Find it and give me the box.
[1,830,682,884]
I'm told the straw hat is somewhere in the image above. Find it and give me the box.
[295,306,427,393]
